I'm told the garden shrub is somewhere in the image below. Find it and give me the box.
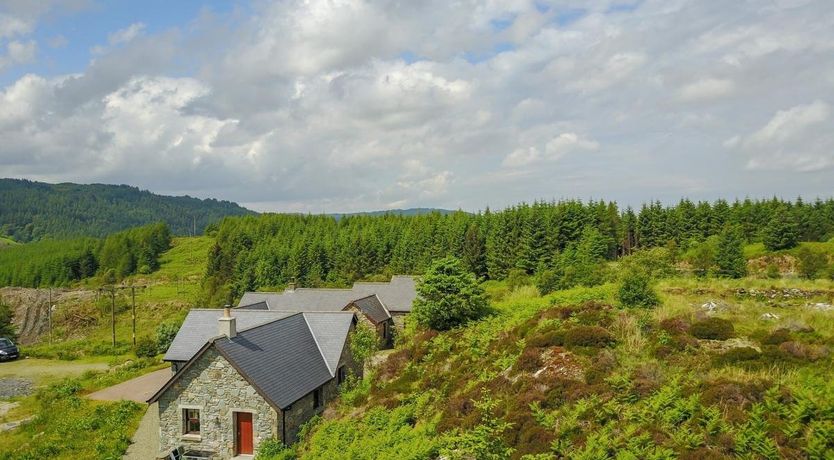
[155,320,180,354]
[563,326,615,348]
[690,318,734,340]
[135,336,158,358]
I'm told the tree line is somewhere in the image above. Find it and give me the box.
[0,222,171,287]
[203,197,834,302]
[0,178,252,242]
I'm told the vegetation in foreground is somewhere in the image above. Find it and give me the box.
[262,270,834,459]
[0,357,164,460]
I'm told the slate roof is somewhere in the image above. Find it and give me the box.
[237,301,269,311]
[163,309,295,362]
[151,311,355,410]
[348,294,390,324]
[215,312,353,408]
[353,276,417,312]
[237,275,417,314]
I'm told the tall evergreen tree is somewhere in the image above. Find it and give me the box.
[716,226,747,278]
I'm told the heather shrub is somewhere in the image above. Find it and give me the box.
[563,326,615,348]
[691,318,734,340]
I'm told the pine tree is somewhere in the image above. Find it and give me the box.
[412,256,488,331]
[763,212,799,251]
[716,226,747,278]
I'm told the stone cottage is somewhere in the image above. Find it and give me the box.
[149,308,361,459]
[236,275,417,346]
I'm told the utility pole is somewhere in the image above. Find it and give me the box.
[110,288,116,348]
[131,286,136,347]
[48,288,52,345]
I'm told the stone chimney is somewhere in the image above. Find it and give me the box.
[218,305,236,338]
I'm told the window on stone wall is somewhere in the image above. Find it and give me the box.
[337,366,346,385]
[183,408,200,435]
[313,387,323,409]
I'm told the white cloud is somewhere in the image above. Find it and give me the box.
[2,0,834,210]
[0,39,36,70]
[679,78,735,101]
[92,22,146,54]
[727,101,834,172]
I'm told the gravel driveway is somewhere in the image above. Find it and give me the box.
[0,378,32,399]
[88,367,171,403]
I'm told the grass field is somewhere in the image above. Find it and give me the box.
[0,236,18,249]
[24,236,214,359]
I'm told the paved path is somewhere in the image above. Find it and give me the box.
[88,367,171,403]
[124,402,160,460]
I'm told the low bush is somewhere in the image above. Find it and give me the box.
[256,439,296,460]
[515,348,543,372]
[690,318,734,340]
[135,336,158,358]
[155,320,180,354]
[526,329,566,348]
[659,317,690,334]
[762,328,792,345]
[617,271,660,308]
[563,326,615,348]
[713,347,760,365]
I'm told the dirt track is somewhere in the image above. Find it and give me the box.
[0,287,97,344]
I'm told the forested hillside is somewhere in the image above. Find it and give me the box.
[0,178,254,242]
[204,198,834,302]
[0,222,171,287]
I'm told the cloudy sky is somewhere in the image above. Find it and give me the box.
[1,0,833,213]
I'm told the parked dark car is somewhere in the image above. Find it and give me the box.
[0,338,19,361]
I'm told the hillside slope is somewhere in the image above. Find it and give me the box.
[0,178,254,241]
[285,279,834,459]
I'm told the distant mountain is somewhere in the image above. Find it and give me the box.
[0,179,255,242]
[331,208,463,219]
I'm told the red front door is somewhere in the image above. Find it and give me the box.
[236,412,253,455]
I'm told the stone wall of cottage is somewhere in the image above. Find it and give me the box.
[391,312,407,329]
[157,347,277,458]
[282,324,364,444]
[344,305,393,349]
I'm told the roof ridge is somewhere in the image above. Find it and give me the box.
[232,312,302,335]
[302,313,334,376]
[351,293,380,301]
